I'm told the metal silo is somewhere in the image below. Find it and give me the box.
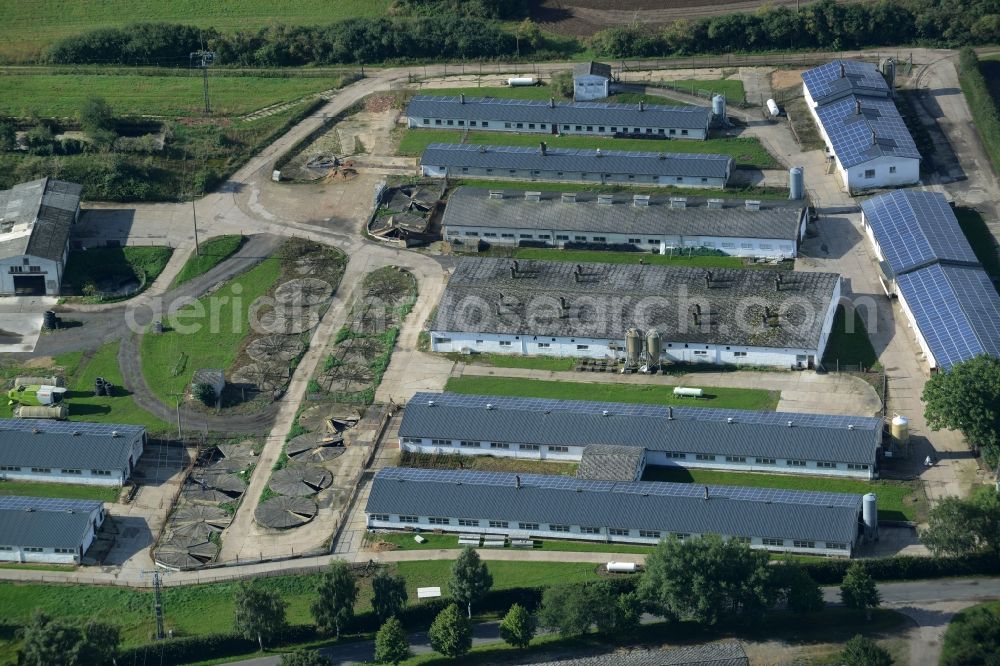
[789,167,805,200]
[645,329,661,371]
[711,94,726,120]
[624,328,643,371]
[890,414,910,446]
[862,493,878,541]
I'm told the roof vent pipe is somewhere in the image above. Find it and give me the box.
[787,420,793,427]
[639,100,645,112]
[111,430,119,438]
[549,97,555,108]
[516,475,521,489]
[855,99,862,115]
[596,148,602,158]
[486,403,493,410]
[726,417,734,424]
[667,406,674,420]
[840,61,846,78]
[704,486,710,500]
[428,400,436,406]
[848,424,855,430]
[871,128,877,146]
[460,93,465,104]
[540,141,547,156]
[602,410,610,417]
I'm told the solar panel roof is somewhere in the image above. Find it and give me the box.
[0,419,145,437]
[860,190,979,276]
[0,496,103,513]
[421,143,732,179]
[0,496,103,550]
[816,95,919,169]
[0,419,145,471]
[407,95,711,130]
[367,467,863,543]
[896,263,1000,369]
[802,60,890,106]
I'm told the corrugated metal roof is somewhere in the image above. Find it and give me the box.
[530,641,748,666]
[815,95,919,169]
[443,187,802,240]
[431,257,840,350]
[407,95,711,130]
[366,467,863,543]
[896,263,1000,370]
[0,419,143,471]
[802,60,890,106]
[421,144,733,179]
[0,496,102,550]
[574,61,613,79]
[860,190,979,276]
[0,178,82,262]
[401,392,879,465]
[578,445,645,481]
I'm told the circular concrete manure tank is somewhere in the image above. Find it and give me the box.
[255,495,318,529]
[268,464,333,497]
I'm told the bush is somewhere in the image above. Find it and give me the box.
[193,383,217,406]
[799,553,1000,585]
[941,603,1000,666]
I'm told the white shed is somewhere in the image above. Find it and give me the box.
[573,62,613,101]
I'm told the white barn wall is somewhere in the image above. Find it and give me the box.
[408,115,708,140]
[420,165,726,189]
[574,74,610,101]
[0,255,64,295]
[895,285,939,369]
[0,505,103,564]
[366,515,854,557]
[0,469,126,486]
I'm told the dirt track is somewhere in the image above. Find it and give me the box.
[532,0,826,36]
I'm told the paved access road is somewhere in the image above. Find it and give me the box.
[216,578,1000,666]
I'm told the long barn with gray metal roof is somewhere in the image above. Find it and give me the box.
[365,467,868,556]
[399,392,882,479]
[0,419,145,486]
[0,496,106,564]
[430,257,841,369]
[406,95,711,139]
[443,187,806,258]
[420,143,732,188]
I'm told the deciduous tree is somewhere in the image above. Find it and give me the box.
[311,561,358,637]
[233,583,288,651]
[840,563,880,616]
[922,486,1000,557]
[922,355,1000,463]
[499,603,536,647]
[372,568,408,621]
[840,634,893,666]
[428,603,472,658]
[374,616,410,664]
[940,603,1000,666]
[449,547,492,618]
[279,650,331,666]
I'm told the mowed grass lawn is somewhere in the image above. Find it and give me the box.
[642,466,924,522]
[398,129,777,168]
[416,85,564,101]
[140,257,281,406]
[0,560,597,658]
[373,532,654,555]
[0,342,170,433]
[62,246,172,298]
[0,0,390,61]
[0,74,344,118]
[0,480,118,503]
[170,235,245,288]
[659,78,746,103]
[445,376,779,411]
[511,247,744,269]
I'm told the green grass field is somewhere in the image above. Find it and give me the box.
[170,235,245,288]
[399,129,777,168]
[641,466,924,522]
[0,559,598,660]
[0,342,171,432]
[0,73,344,118]
[444,376,779,411]
[822,305,879,369]
[657,79,746,103]
[0,1,391,62]
[140,256,282,406]
[416,85,564,101]
[62,246,172,300]
[511,247,745,269]
[0,480,118,503]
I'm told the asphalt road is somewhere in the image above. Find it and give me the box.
[217,578,1000,666]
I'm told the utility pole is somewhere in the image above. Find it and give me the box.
[191,201,200,256]
[142,570,166,639]
[169,393,183,440]
[189,50,216,115]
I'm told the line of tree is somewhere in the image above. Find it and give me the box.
[922,354,1000,467]
[43,0,1000,68]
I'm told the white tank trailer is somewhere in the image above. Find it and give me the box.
[766,98,781,117]
[15,404,69,420]
[863,492,878,541]
[644,329,661,372]
[507,77,539,87]
[606,561,638,573]
[673,386,704,398]
[623,328,644,372]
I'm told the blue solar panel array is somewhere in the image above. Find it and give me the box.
[0,495,103,513]
[860,190,979,275]
[377,467,862,508]
[896,263,1000,369]
[816,95,919,169]
[411,392,882,431]
[0,418,145,437]
[802,60,890,105]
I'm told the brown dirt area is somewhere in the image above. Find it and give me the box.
[532,0,820,36]
[771,68,807,93]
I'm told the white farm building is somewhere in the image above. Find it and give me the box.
[573,61,614,101]
[802,61,919,190]
[0,178,82,295]
[442,187,807,259]
[860,189,1000,370]
[0,419,145,486]
[420,143,732,189]
[399,392,883,479]
[366,467,871,557]
[406,95,711,140]
[430,257,842,369]
[0,496,106,564]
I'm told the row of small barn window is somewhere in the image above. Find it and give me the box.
[0,465,113,475]
[421,117,690,135]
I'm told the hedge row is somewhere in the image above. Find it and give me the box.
[957,48,1000,180]
[800,553,1000,585]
